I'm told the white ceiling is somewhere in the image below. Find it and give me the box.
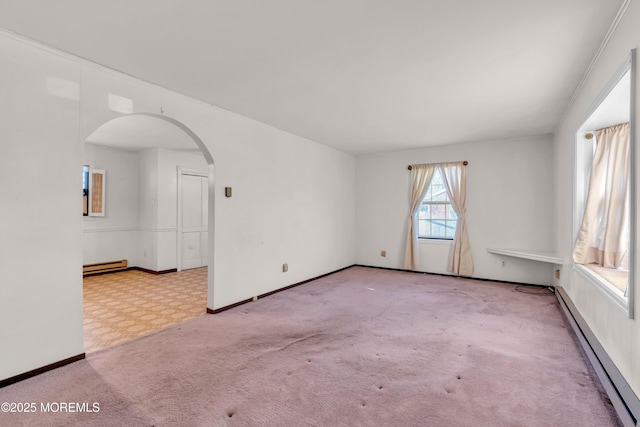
[0,1,626,155]
[86,114,201,153]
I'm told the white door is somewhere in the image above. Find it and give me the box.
[180,173,208,270]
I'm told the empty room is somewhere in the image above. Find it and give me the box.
[0,1,639,426]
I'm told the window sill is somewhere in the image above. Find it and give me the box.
[418,238,453,245]
[574,263,629,314]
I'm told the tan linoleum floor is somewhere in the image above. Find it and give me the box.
[83,267,207,353]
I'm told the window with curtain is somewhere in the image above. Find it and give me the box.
[418,168,457,239]
[573,123,630,296]
[404,161,473,275]
[573,51,635,319]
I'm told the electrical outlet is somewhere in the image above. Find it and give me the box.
[381,250,387,257]
[501,261,506,267]
[282,263,288,272]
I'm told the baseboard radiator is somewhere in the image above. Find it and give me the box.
[83,259,128,276]
[556,287,640,427]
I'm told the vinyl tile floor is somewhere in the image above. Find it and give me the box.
[83,267,208,353]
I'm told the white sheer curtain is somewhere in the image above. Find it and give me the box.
[403,164,436,270]
[574,123,630,269]
[441,162,474,276]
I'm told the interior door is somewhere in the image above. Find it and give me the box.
[180,173,208,270]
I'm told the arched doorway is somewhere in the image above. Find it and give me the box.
[82,113,214,352]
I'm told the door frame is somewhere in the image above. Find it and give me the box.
[176,166,209,272]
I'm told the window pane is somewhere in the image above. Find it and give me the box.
[83,166,89,216]
[424,169,449,202]
[431,220,446,237]
[418,204,428,220]
[418,219,428,236]
[445,220,457,238]
[419,203,455,233]
[418,169,458,239]
[447,205,458,220]
[83,166,89,190]
[430,204,446,219]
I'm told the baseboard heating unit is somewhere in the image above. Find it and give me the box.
[556,287,639,427]
[83,259,128,276]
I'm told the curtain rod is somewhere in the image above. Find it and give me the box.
[584,122,630,140]
[407,160,468,170]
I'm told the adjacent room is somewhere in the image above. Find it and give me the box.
[0,1,639,425]
[82,115,211,351]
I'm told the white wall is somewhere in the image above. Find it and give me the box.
[356,135,554,285]
[553,1,640,397]
[76,62,356,311]
[0,33,83,380]
[83,144,208,271]
[0,30,355,382]
[83,143,139,266]
[211,123,356,305]
[137,148,159,270]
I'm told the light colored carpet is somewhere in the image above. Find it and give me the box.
[0,266,620,426]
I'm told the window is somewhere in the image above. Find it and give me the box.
[83,165,89,216]
[573,50,635,318]
[405,161,472,274]
[83,166,106,217]
[417,168,457,239]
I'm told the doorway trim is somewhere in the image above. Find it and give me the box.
[83,112,216,354]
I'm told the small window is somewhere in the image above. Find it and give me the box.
[417,168,457,239]
[83,165,89,216]
[83,166,106,217]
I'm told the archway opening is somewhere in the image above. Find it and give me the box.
[82,113,214,352]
